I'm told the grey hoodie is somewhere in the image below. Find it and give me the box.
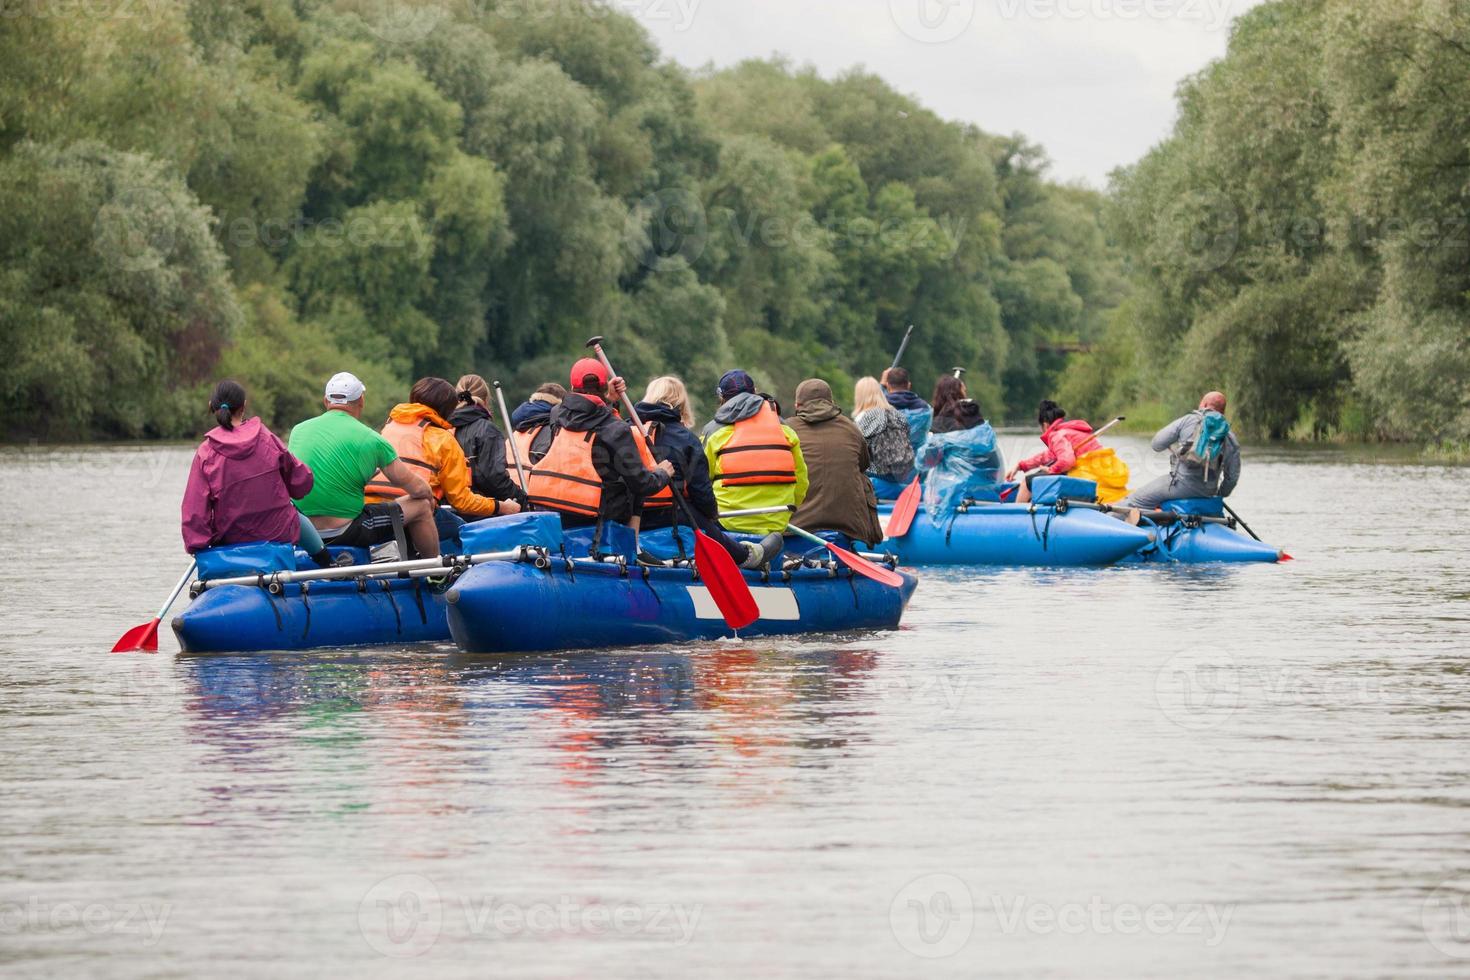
[700,392,769,440]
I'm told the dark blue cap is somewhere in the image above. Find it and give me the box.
[718,369,756,399]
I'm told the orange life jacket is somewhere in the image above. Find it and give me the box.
[505,426,542,489]
[365,417,438,501]
[712,404,798,487]
[525,428,603,518]
[632,425,675,510]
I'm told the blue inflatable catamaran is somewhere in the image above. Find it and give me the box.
[877,475,1285,567]
[172,513,918,655]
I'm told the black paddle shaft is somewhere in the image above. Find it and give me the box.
[890,325,915,370]
[1221,501,1263,541]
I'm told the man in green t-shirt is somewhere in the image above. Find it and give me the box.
[289,372,440,558]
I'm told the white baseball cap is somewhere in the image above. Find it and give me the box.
[324,372,366,404]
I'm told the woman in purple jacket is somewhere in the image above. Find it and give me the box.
[181,381,331,566]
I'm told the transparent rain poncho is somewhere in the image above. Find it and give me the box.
[917,421,1005,525]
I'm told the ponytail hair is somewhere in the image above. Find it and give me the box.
[209,380,246,431]
[1037,399,1066,427]
[456,374,490,407]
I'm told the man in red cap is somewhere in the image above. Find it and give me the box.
[523,358,675,527]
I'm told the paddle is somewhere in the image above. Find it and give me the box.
[719,505,797,520]
[668,487,759,629]
[585,336,760,629]
[884,476,923,539]
[112,561,195,653]
[952,366,966,380]
[890,324,915,370]
[492,380,529,490]
[785,523,906,588]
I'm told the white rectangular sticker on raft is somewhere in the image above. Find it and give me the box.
[687,586,800,621]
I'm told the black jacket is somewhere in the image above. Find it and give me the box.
[635,401,719,522]
[509,399,556,464]
[544,393,670,525]
[450,403,527,507]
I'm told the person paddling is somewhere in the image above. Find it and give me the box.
[288,372,441,560]
[915,376,1005,522]
[364,378,521,541]
[1008,400,1131,504]
[702,369,808,537]
[449,373,527,508]
[789,378,885,547]
[524,358,675,528]
[1115,391,1240,522]
[182,381,332,568]
[636,376,783,569]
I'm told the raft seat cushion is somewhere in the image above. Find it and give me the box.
[1030,475,1099,506]
[1163,497,1226,518]
[461,511,563,555]
[196,542,299,581]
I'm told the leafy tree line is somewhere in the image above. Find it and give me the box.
[0,0,1125,440]
[1063,0,1470,444]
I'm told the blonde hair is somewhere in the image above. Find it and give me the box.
[853,376,887,416]
[643,376,695,428]
[456,374,490,407]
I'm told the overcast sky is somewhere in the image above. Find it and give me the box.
[632,0,1267,187]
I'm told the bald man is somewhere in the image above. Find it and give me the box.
[1117,391,1241,517]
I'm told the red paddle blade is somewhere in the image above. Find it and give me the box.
[692,530,760,630]
[885,477,922,538]
[824,543,906,588]
[111,618,161,654]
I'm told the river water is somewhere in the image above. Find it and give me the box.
[1,436,1468,978]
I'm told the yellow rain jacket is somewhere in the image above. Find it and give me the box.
[702,395,809,534]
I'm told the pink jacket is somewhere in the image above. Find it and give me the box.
[181,417,314,553]
[1017,418,1102,475]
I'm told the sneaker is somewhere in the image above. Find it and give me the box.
[331,553,357,568]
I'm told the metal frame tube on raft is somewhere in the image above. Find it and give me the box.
[445,555,919,654]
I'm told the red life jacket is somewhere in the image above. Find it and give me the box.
[712,404,798,487]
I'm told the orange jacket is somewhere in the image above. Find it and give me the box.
[365,404,503,518]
